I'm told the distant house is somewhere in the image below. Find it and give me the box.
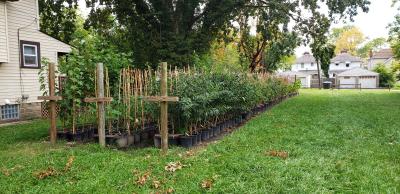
[291,52,321,79]
[329,50,363,78]
[0,0,71,123]
[336,67,379,89]
[367,48,395,70]
[277,71,311,88]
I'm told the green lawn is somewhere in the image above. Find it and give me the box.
[1,90,399,193]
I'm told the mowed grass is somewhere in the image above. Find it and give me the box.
[0,89,399,193]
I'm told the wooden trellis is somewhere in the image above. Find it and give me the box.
[143,62,179,154]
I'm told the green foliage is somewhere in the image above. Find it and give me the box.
[374,64,396,88]
[169,72,298,133]
[81,0,370,69]
[39,0,79,43]
[389,14,400,60]
[194,41,243,73]
[53,26,132,124]
[357,38,387,58]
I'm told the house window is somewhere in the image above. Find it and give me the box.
[344,76,351,79]
[311,62,314,66]
[1,104,20,120]
[346,63,350,67]
[301,63,304,68]
[20,40,41,68]
[335,63,339,66]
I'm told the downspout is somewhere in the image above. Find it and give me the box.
[17,18,38,102]
[4,2,9,61]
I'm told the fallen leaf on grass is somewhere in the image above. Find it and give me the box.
[1,168,10,176]
[267,150,288,159]
[34,167,58,180]
[152,180,161,189]
[64,156,75,172]
[136,171,151,186]
[185,150,195,157]
[166,188,174,193]
[1,165,23,177]
[201,179,213,190]
[164,162,183,172]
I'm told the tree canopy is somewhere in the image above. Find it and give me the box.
[39,0,371,69]
[329,26,365,55]
[39,0,79,43]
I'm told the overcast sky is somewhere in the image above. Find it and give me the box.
[296,0,398,56]
[77,0,398,57]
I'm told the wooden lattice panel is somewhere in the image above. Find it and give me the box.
[41,102,61,118]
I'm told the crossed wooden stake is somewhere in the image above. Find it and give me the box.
[38,63,62,144]
[83,63,113,147]
[143,62,179,154]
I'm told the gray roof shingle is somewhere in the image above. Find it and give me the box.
[337,67,379,77]
[331,52,362,63]
[295,52,316,64]
[372,48,393,59]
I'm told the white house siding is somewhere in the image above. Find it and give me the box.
[329,62,361,77]
[338,77,357,88]
[0,0,71,106]
[359,76,377,88]
[0,2,8,62]
[291,62,319,72]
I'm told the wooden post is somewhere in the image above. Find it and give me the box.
[84,63,113,147]
[38,63,62,144]
[142,62,179,154]
[97,63,106,147]
[160,62,168,154]
[48,63,57,144]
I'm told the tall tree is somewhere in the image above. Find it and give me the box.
[83,0,370,69]
[39,0,78,43]
[330,26,365,55]
[301,12,335,88]
[389,14,400,60]
[357,37,387,58]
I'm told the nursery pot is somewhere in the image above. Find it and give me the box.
[208,127,214,138]
[116,135,129,148]
[134,132,141,144]
[168,134,180,146]
[201,130,209,141]
[196,132,202,144]
[179,135,193,148]
[213,126,220,136]
[140,130,150,142]
[191,135,198,146]
[154,134,161,148]
[57,131,67,139]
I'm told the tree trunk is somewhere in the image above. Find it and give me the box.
[317,60,321,89]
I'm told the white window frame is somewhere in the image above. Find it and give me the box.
[23,44,38,67]
[20,40,41,69]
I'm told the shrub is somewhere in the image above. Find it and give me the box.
[374,64,396,88]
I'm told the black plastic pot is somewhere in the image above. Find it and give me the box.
[191,135,198,146]
[154,134,161,148]
[105,134,118,145]
[179,136,193,148]
[208,127,214,138]
[57,131,67,139]
[134,132,141,144]
[140,130,150,142]
[168,134,180,146]
[213,126,220,136]
[201,130,209,141]
[196,132,202,144]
